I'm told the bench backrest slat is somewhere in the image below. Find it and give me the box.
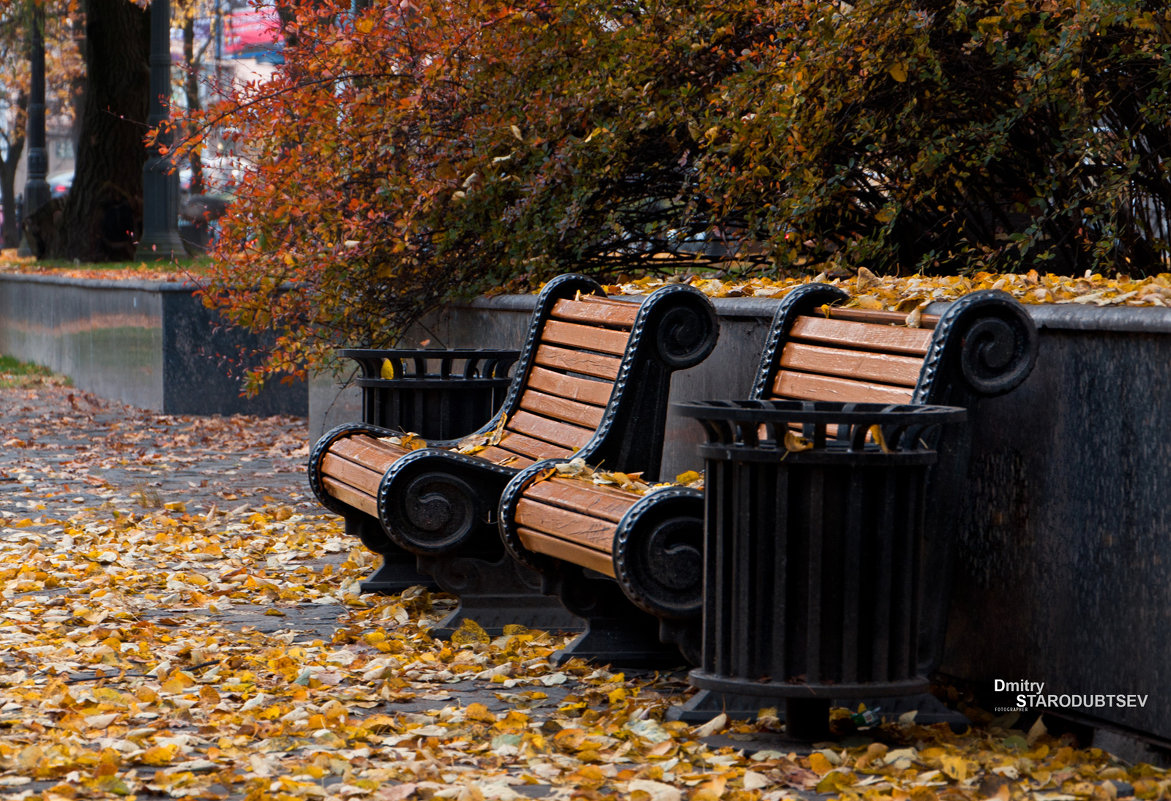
[525,366,615,406]
[550,296,640,327]
[779,342,925,388]
[772,370,917,405]
[498,296,641,453]
[519,389,607,430]
[506,410,595,451]
[532,344,624,381]
[541,319,632,355]
[789,315,934,356]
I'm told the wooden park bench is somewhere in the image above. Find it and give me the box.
[498,281,1039,668]
[307,273,719,635]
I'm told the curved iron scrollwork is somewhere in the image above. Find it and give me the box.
[379,450,516,555]
[915,289,1039,403]
[644,286,720,370]
[612,487,705,620]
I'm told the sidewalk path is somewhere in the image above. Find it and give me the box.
[0,382,1160,800]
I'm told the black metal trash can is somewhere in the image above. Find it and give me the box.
[341,348,519,441]
[674,399,966,738]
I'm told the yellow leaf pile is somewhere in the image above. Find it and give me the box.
[0,497,1168,798]
[604,269,1171,310]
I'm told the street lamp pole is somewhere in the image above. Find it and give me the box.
[20,2,50,256]
[136,0,186,260]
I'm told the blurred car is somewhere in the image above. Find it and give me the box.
[48,171,73,198]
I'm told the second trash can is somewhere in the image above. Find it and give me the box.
[673,398,966,739]
[341,348,519,440]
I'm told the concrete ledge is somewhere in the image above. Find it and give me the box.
[0,273,307,416]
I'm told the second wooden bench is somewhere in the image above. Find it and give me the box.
[498,282,1039,666]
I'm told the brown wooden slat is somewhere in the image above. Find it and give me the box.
[517,527,616,578]
[827,307,940,329]
[466,445,536,468]
[534,344,623,380]
[779,342,924,388]
[515,498,619,550]
[506,410,595,450]
[772,370,916,405]
[330,435,410,473]
[526,367,614,407]
[492,431,575,461]
[320,453,382,496]
[550,297,639,328]
[541,320,632,356]
[322,477,379,518]
[518,389,607,429]
[525,478,639,523]
[790,316,934,356]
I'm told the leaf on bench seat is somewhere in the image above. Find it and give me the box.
[377,432,427,450]
[454,414,509,455]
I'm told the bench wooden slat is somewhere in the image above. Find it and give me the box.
[322,477,380,518]
[515,498,619,548]
[526,366,615,407]
[517,526,617,578]
[494,432,575,461]
[780,342,924,388]
[535,343,623,381]
[506,410,596,450]
[468,445,537,468]
[790,316,934,356]
[518,389,607,430]
[330,435,411,473]
[321,453,383,496]
[541,320,632,356]
[551,297,639,328]
[828,308,939,329]
[525,477,639,523]
[772,370,916,405]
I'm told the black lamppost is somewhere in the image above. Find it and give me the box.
[20,2,50,255]
[136,0,185,259]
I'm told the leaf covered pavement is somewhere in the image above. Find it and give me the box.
[1,383,1168,801]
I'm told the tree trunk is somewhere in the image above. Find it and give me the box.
[0,99,25,248]
[182,17,204,198]
[51,0,149,261]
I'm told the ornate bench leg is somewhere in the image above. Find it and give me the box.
[380,453,584,637]
[419,550,583,638]
[550,571,689,669]
[346,514,436,595]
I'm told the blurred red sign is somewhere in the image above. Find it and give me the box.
[224,8,282,56]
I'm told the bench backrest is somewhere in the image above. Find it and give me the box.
[466,274,718,481]
[752,283,1037,410]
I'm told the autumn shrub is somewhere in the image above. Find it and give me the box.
[705,0,1171,277]
[182,0,1171,387]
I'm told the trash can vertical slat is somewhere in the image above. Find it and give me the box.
[840,466,866,684]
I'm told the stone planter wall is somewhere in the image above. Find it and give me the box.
[0,273,306,416]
